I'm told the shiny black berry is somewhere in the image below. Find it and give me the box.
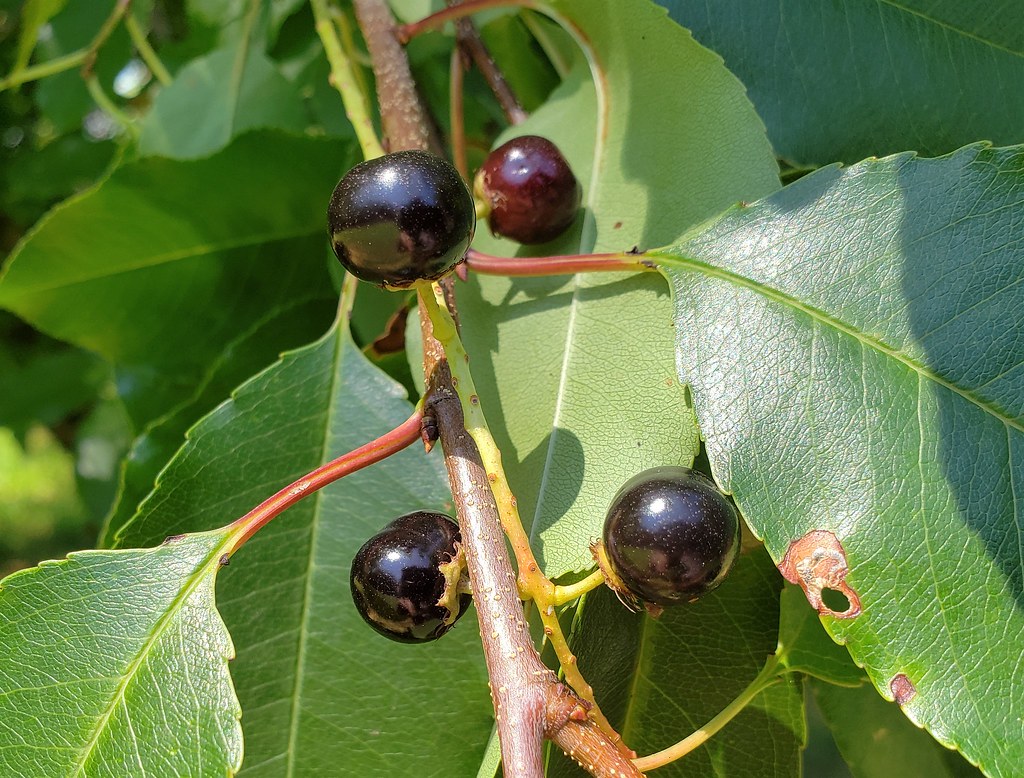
[328,151,476,288]
[350,511,469,643]
[598,467,741,607]
[474,135,581,245]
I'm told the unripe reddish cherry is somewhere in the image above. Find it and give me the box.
[474,135,581,245]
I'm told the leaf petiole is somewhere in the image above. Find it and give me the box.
[465,248,652,277]
[632,655,783,771]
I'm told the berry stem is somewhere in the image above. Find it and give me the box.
[312,0,386,160]
[124,13,172,86]
[84,74,138,139]
[225,405,424,553]
[632,656,783,771]
[552,569,606,606]
[467,248,653,277]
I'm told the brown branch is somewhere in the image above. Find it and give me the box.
[351,2,640,775]
[447,0,528,125]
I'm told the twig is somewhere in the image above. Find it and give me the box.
[351,0,437,153]
[84,74,139,140]
[446,0,528,125]
[351,2,639,773]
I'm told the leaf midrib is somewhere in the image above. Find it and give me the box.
[284,322,349,778]
[70,538,229,776]
[653,252,1024,433]
[5,225,318,298]
[876,0,1023,60]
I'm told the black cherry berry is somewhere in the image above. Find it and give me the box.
[597,467,741,608]
[474,135,581,245]
[328,150,476,288]
[350,511,470,643]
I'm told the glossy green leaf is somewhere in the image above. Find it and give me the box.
[0,529,242,775]
[139,45,307,159]
[99,297,335,547]
[662,0,1024,165]
[115,314,492,776]
[655,144,1024,776]
[0,131,351,426]
[552,548,804,777]
[460,0,778,578]
[812,681,983,778]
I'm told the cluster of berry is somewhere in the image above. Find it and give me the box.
[327,138,741,642]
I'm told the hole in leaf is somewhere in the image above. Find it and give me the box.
[820,587,850,614]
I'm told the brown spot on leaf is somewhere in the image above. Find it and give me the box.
[370,305,409,355]
[890,674,916,705]
[779,530,861,618]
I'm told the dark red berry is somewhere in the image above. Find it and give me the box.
[474,135,581,245]
[328,151,476,288]
[600,467,741,607]
[350,511,469,643]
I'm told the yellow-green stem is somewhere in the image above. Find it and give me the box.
[553,569,606,606]
[421,282,628,752]
[632,656,783,771]
[311,0,385,160]
[125,13,172,86]
[85,74,139,139]
[0,0,131,91]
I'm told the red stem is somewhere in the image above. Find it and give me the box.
[397,0,524,43]
[466,248,650,277]
[227,408,423,552]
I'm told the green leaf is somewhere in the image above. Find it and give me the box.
[460,0,778,578]
[776,586,864,687]
[115,315,493,776]
[0,131,351,426]
[811,681,984,778]
[139,45,307,159]
[662,0,1024,165]
[99,297,334,547]
[552,548,804,777]
[655,144,1024,775]
[0,529,242,775]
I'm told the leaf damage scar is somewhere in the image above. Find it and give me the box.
[890,673,916,705]
[778,529,861,618]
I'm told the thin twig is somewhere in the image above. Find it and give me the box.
[447,0,528,125]
[466,248,652,277]
[449,44,468,178]
[397,0,521,43]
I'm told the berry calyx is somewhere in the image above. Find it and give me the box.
[328,150,476,288]
[350,511,471,643]
[474,135,581,245]
[595,467,741,608]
